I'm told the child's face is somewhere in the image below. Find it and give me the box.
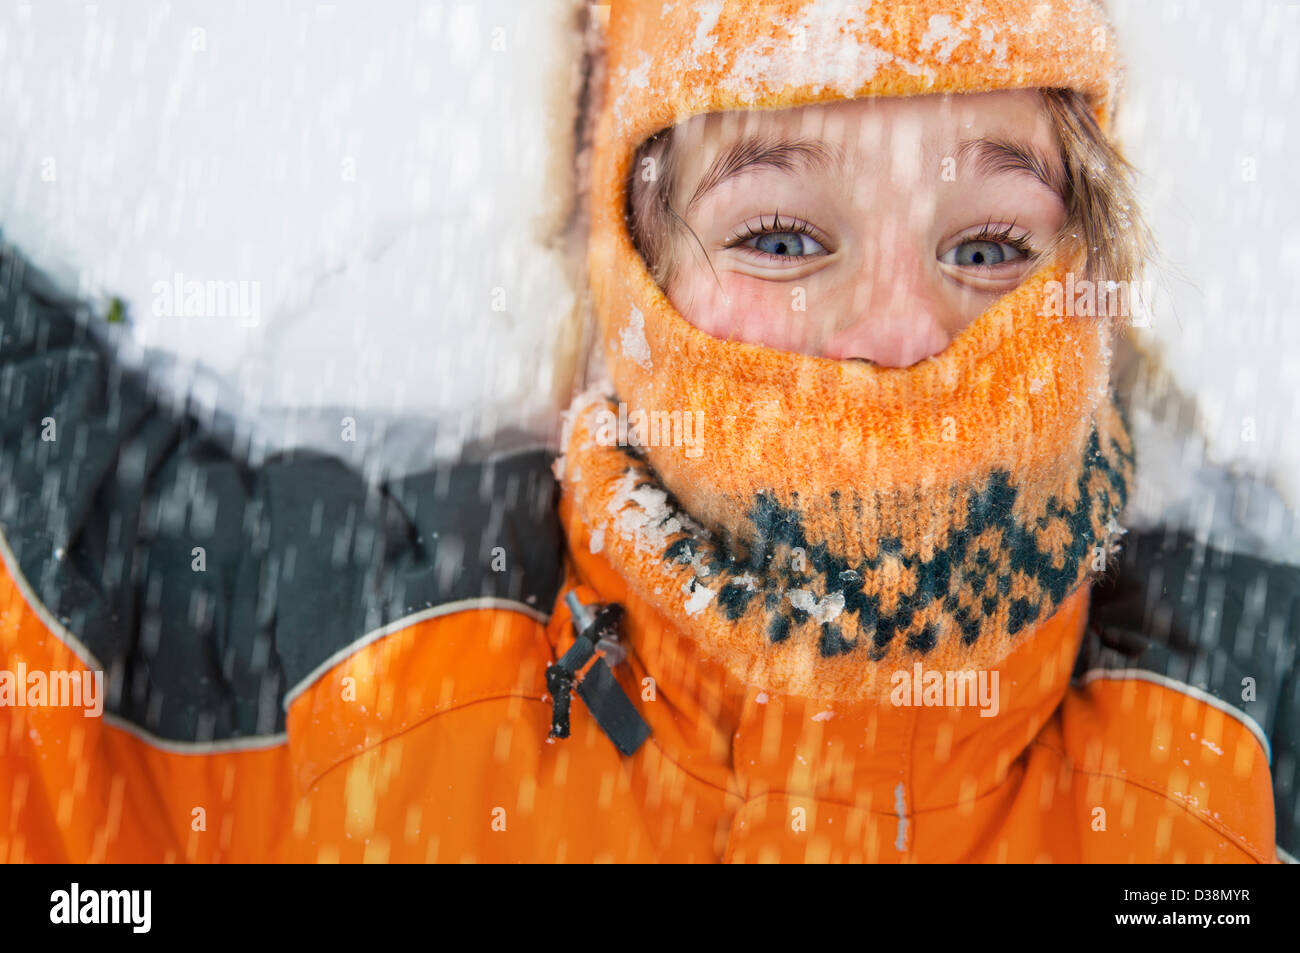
[661,90,1067,367]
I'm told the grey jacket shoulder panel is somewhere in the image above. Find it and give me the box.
[1079,525,1299,859]
[0,243,564,746]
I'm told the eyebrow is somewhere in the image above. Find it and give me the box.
[953,136,1067,198]
[683,130,1068,214]
[684,134,845,215]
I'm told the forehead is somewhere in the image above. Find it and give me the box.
[669,89,1055,175]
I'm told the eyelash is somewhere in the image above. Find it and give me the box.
[720,216,1040,265]
[722,212,830,260]
[959,221,1039,260]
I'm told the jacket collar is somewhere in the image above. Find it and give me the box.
[551,408,1097,811]
[556,447,1094,815]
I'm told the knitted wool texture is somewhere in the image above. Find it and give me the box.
[563,0,1136,703]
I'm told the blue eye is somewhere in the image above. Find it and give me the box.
[942,239,1026,267]
[747,230,827,258]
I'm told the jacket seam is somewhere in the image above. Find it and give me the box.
[723,766,1020,821]
[646,736,746,803]
[283,598,551,712]
[1029,738,1274,863]
[300,690,549,792]
[301,685,750,806]
[1073,667,1272,763]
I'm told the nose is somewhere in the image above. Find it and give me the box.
[821,261,954,368]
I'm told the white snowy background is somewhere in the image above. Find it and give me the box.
[0,0,1296,559]
[1109,0,1300,564]
[0,0,587,477]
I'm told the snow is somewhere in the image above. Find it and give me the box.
[1109,0,1300,561]
[619,307,653,370]
[976,24,1009,71]
[690,1,726,69]
[785,588,846,624]
[606,469,686,555]
[3,0,1296,576]
[0,0,585,473]
[625,51,653,90]
[684,580,716,617]
[555,382,615,486]
[920,14,965,63]
[719,1,911,104]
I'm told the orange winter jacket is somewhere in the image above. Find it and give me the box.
[2,0,1296,862]
[0,240,1291,863]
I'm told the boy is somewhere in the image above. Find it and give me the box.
[551,0,1285,860]
[628,88,1147,366]
[0,0,1289,862]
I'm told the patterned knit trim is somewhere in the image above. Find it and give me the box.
[560,391,1134,704]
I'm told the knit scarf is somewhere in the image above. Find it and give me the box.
[560,254,1135,704]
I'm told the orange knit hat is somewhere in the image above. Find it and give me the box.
[597,0,1121,161]
[562,0,1134,703]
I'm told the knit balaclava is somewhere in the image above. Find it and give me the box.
[561,0,1135,704]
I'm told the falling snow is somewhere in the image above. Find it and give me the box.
[0,0,1292,868]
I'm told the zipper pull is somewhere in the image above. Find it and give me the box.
[567,592,626,667]
[544,593,651,756]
